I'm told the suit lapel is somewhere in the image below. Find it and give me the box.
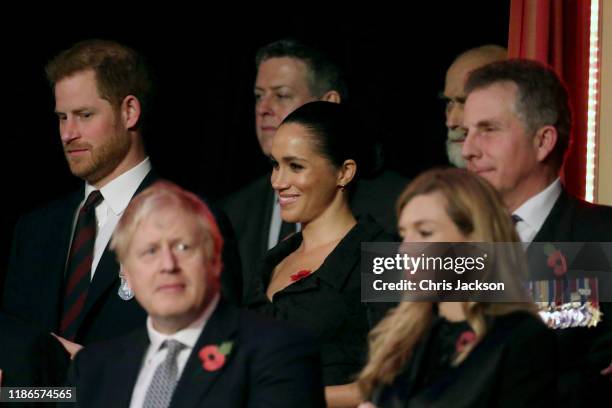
[528,191,574,279]
[105,329,149,407]
[79,171,159,328]
[532,190,573,243]
[43,189,84,331]
[170,299,240,408]
[247,180,275,280]
[248,180,275,261]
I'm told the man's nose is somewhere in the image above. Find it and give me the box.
[461,131,479,162]
[159,246,179,273]
[256,94,273,116]
[446,103,464,129]
[60,117,79,144]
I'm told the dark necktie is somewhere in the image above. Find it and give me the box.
[278,220,296,243]
[60,190,103,340]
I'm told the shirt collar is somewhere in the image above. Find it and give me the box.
[513,178,562,234]
[84,158,152,216]
[146,294,220,352]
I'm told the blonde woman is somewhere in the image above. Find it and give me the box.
[358,168,556,407]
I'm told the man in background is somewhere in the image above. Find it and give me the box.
[223,39,406,297]
[441,45,506,167]
[462,58,612,406]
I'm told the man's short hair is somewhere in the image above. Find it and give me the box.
[46,39,154,125]
[110,181,224,270]
[451,44,507,68]
[465,59,572,168]
[255,38,348,100]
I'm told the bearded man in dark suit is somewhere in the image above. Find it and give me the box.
[2,40,241,360]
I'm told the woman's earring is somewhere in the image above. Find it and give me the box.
[118,269,134,301]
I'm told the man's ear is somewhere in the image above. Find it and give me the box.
[320,90,341,104]
[337,159,357,188]
[121,95,142,129]
[210,256,223,278]
[534,125,558,162]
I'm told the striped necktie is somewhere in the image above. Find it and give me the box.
[59,190,103,340]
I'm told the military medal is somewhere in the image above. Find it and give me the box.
[530,277,602,328]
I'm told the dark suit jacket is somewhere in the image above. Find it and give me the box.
[223,169,407,302]
[371,312,557,408]
[2,170,242,346]
[529,189,612,406]
[66,299,326,408]
[0,311,70,389]
[533,189,612,243]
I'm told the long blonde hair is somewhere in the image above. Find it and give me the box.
[358,168,536,397]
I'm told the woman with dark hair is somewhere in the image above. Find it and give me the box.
[358,168,556,408]
[246,101,393,407]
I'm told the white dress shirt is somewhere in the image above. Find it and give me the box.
[513,178,562,243]
[129,295,220,408]
[73,158,151,278]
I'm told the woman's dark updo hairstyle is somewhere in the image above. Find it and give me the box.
[281,101,381,183]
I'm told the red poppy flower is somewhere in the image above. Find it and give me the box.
[547,249,567,277]
[455,330,476,354]
[198,345,226,371]
[290,269,312,282]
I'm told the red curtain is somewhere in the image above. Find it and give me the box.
[508,0,592,199]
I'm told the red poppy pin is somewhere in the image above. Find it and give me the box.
[455,330,476,354]
[290,269,312,282]
[543,243,567,277]
[198,341,233,372]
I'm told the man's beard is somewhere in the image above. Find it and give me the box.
[446,128,467,168]
[65,129,131,185]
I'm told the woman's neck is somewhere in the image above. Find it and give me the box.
[439,302,466,322]
[300,199,356,252]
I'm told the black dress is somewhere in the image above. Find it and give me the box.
[245,216,395,385]
[371,311,557,408]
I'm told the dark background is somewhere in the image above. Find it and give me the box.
[0,4,509,293]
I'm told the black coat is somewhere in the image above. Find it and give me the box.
[64,299,325,408]
[371,312,557,408]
